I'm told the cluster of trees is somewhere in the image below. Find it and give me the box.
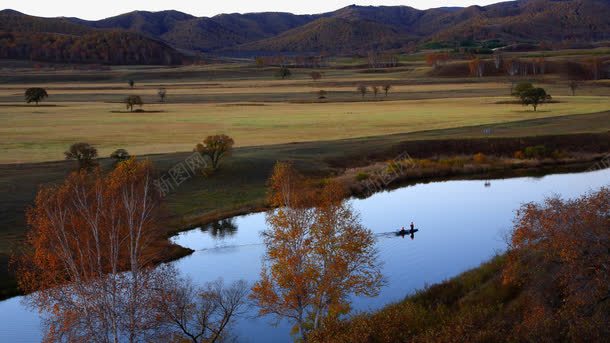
[63,133,234,173]
[255,55,327,68]
[17,158,248,342]
[425,51,450,69]
[17,154,380,342]
[366,52,399,68]
[503,56,547,77]
[64,142,132,169]
[0,31,183,65]
[357,84,392,98]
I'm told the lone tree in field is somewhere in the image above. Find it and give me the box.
[310,71,322,81]
[383,84,392,96]
[520,87,551,111]
[64,142,98,170]
[128,79,135,88]
[195,134,235,171]
[568,80,579,96]
[158,87,167,102]
[276,67,291,79]
[25,87,48,105]
[110,148,130,164]
[372,86,380,98]
[357,84,368,98]
[125,95,143,112]
[251,163,383,341]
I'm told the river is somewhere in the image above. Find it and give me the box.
[1,168,608,342]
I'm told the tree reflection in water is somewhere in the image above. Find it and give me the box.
[200,218,238,239]
[23,265,248,343]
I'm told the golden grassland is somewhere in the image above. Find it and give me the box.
[1,96,609,163]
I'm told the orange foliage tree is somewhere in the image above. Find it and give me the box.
[194,134,235,171]
[503,187,610,342]
[250,162,384,341]
[17,158,250,342]
[17,158,163,342]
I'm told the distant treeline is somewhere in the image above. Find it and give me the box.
[0,31,184,65]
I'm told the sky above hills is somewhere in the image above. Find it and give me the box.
[3,0,507,20]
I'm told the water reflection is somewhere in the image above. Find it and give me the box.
[25,265,248,343]
[396,228,418,240]
[200,218,238,238]
[2,168,609,343]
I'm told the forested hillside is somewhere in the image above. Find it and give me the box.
[2,0,610,61]
[0,10,184,65]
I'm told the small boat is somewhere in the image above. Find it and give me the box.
[397,228,419,236]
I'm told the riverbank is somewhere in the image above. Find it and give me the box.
[1,122,609,300]
[310,186,610,343]
[310,255,514,342]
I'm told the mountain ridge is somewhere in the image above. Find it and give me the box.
[2,0,610,62]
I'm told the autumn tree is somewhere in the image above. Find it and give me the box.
[194,134,235,171]
[503,188,610,342]
[309,71,322,81]
[383,84,391,96]
[125,95,143,112]
[357,84,367,98]
[17,159,248,342]
[24,87,48,105]
[64,142,98,170]
[250,163,383,341]
[17,158,161,342]
[158,87,167,102]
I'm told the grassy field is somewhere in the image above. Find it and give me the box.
[2,96,609,163]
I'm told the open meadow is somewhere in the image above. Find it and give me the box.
[1,62,610,164]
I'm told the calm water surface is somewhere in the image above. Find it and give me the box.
[1,168,608,342]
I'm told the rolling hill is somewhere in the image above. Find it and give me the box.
[0,9,184,64]
[2,0,610,62]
